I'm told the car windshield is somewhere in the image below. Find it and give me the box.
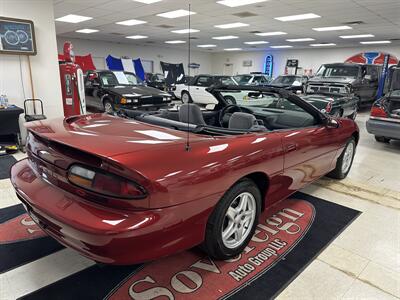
[219,90,304,112]
[271,76,300,85]
[316,65,359,78]
[234,75,253,84]
[100,71,143,86]
[217,77,237,85]
[302,96,331,110]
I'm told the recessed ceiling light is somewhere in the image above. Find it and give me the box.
[171,29,200,34]
[360,40,391,44]
[313,26,352,31]
[75,29,99,34]
[56,14,93,23]
[286,38,315,42]
[244,41,269,45]
[197,44,217,48]
[165,40,186,44]
[270,45,292,48]
[116,19,147,26]
[310,43,336,47]
[217,0,269,7]
[275,13,321,22]
[224,48,243,51]
[126,35,148,39]
[212,35,239,40]
[214,22,249,29]
[339,34,375,39]
[132,0,163,3]
[157,9,196,19]
[256,31,287,36]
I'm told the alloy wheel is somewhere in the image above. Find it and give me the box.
[341,142,354,174]
[221,192,256,249]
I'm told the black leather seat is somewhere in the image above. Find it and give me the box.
[179,104,206,125]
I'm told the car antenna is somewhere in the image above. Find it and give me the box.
[185,3,192,152]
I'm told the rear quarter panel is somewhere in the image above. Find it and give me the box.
[112,132,284,209]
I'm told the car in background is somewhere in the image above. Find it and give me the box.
[174,74,238,105]
[269,75,309,93]
[85,70,172,113]
[145,72,177,96]
[301,94,358,120]
[233,73,272,86]
[307,63,382,107]
[366,66,400,143]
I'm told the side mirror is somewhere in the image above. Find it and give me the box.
[205,104,216,110]
[325,118,340,129]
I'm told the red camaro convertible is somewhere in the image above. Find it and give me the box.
[11,86,359,265]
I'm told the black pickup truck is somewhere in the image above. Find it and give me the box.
[85,70,172,113]
[306,63,382,107]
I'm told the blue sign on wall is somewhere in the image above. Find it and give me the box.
[264,55,273,76]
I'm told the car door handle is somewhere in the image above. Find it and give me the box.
[286,144,297,153]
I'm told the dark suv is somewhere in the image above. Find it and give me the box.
[306,63,382,106]
[85,70,172,113]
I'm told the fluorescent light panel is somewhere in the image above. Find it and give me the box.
[224,48,242,51]
[313,26,352,31]
[256,31,287,36]
[275,13,321,22]
[126,35,148,39]
[286,38,315,42]
[339,34,375,39]
[214,22,249,29]
[132,0,163,3]
[197,44,217,48]
[76,29,98,34]
[165,40,186,44]
[212,35,239,40]
[310,43,336,47]
[171,29,200,34]
[361,40,391,44]
[116,19,147,26]
[244,41,269,45]
[217,0,269,7]
[157,9,196,18]
[270,45,292,48]
[56,14,92,23]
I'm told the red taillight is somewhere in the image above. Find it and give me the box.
[370,106,387,118]
[68,165,146,199]
[326,101,333,113]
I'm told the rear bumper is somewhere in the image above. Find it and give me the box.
[366,118,400,140]
[10,159,209,265]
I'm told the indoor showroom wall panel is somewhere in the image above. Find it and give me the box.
[0,0,63,119]
[56,38,213,75]
[211,45,400,77]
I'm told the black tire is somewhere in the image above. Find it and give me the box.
[103,99,114,114]
[224,96,237,105]
[181,91,192,103]
[375,136,391,143]
[202,179,261,260]
[327,137,356,179]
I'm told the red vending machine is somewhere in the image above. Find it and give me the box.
[59,42,86,117]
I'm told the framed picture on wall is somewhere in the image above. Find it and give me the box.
[0,16,37,55]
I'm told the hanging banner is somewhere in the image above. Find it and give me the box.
[160,61,185,85]
[58,54,96,73]
[134,58,145,80]
[346,52,398,65]
[377,54,391,99]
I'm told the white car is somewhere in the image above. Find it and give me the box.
[174,75,239,106]
[233,74,273,86]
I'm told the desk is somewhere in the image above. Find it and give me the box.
[0,106,24,147]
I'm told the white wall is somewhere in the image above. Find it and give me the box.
[56,37,213,75]
[0,0,63,119]
[211,45,400,77]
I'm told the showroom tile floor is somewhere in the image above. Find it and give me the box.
[0,111,399,299]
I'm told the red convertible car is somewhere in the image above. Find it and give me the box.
[11,86,359,265]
